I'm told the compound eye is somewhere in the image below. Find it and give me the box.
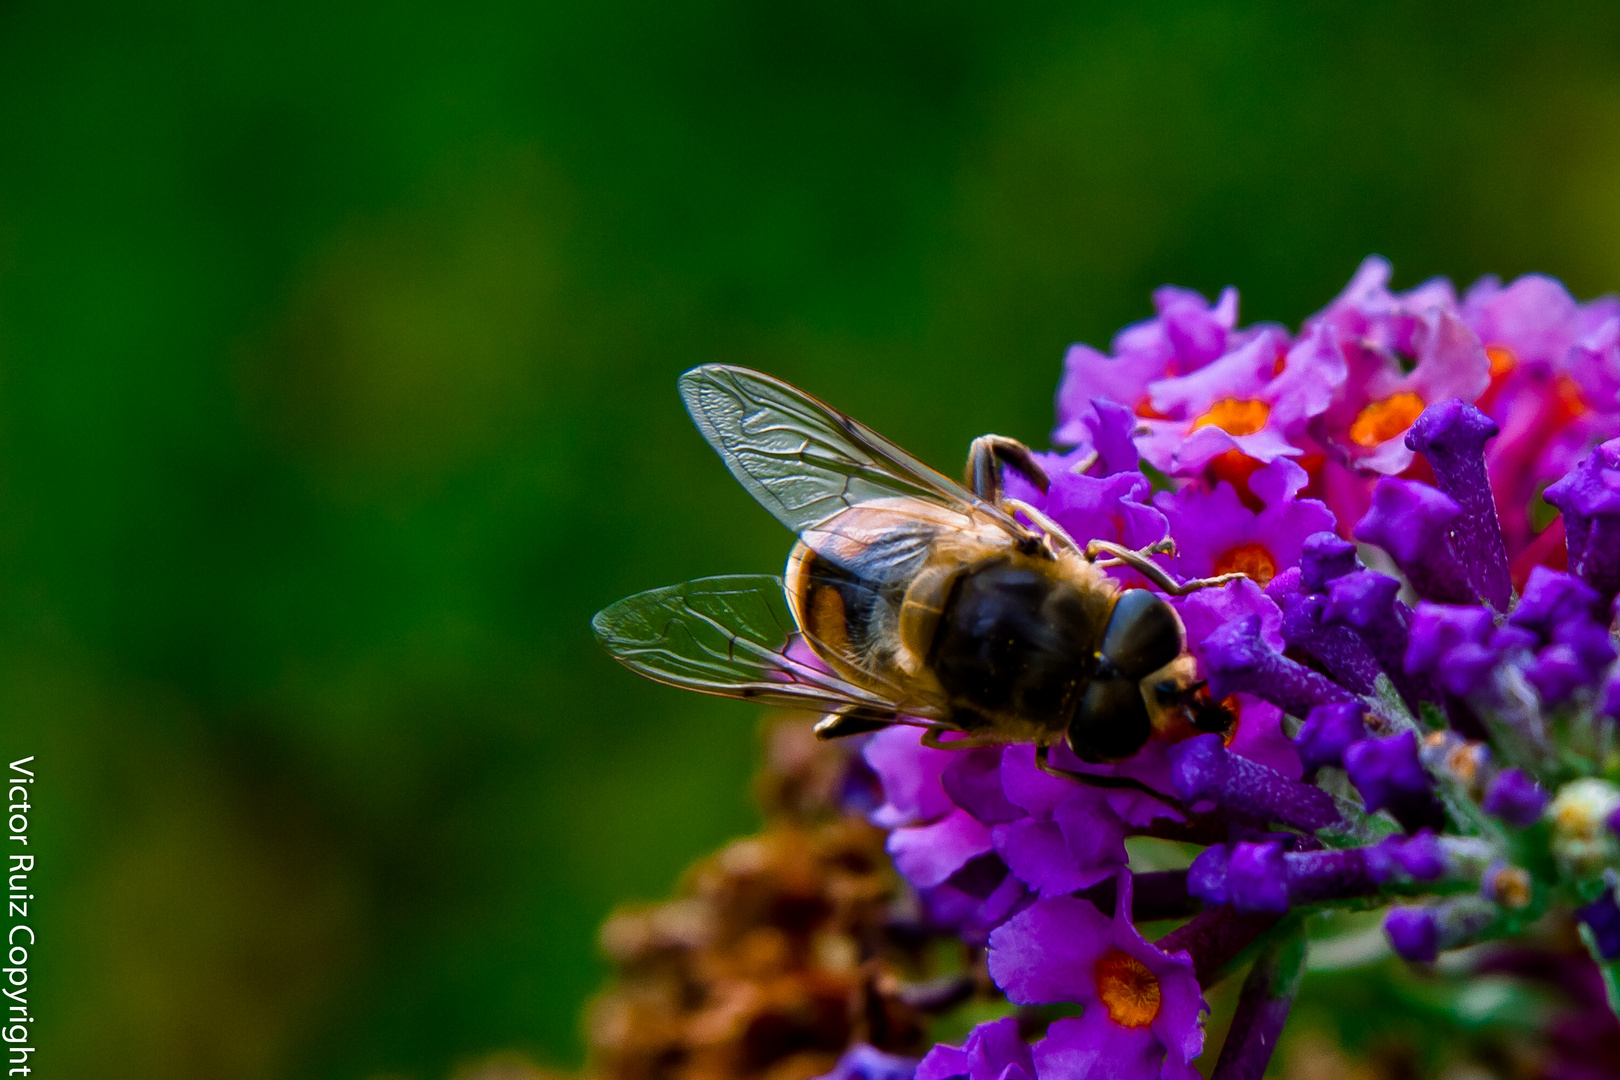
[1100,590,1182,680]
[1067,676,1151,763]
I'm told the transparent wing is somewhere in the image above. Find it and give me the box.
[679,364,1020,535]
[592,574,941,717]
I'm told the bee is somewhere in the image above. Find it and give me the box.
[592,365,1244,789]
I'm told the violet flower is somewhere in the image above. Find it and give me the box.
[987,874,1207,1080]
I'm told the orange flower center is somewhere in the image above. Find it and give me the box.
[1191,398,1270,436]
[1476,345,1518,412]
[1095,948,1162,1027]
[1134,396,1172,421]
[1554,374,1588,423]
[1213,542,1277,587]
[1204,450,1266,512]
[1348,391,1425,448]
[1486,344,1517,380]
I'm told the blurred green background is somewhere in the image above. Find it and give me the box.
[5,2,1620,1077]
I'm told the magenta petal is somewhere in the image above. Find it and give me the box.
[1151,965,1210,1076]
[987,894,1112,1004]
[994,818,1110,897]
[889,808,993,888]
[1225,695,1303,779]
[1249,457,1311,505]
[865,725,954,828]
[1409,309,1490,405]
[999,744,1076,819]
[1054,788,1129,872]
[918,1017,1034,1080]
[966,1018,1035,1080]
[1105,785,1185,828]
[1271,323,1348,433]
[1146,331,1277,418]
[1034,1013,1162,1080]
[1172,577,1285,655]
[916,1045,970,1080]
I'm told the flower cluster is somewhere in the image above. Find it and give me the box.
[820,260,1620,1080]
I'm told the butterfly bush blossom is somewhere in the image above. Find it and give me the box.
[819,257,1620,1080]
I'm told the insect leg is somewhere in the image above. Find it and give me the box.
[812,707,896,741]
[1084,539,1249,596]
[1002,498,1081,555]
[919,725,1004,751]
[1034,742,1187,809]
[965,435,1050,503]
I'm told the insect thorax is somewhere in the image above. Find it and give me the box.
[927,554,1115,736]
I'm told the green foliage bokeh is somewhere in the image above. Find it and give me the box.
[4,2,1620,1077]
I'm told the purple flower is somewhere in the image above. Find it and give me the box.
[1543,439,1620,605]
[887,810,994,889]
[1404,603,1495,679]
[823,1045,921,1080]
[1464,274,1620,559]
[1299,531,1361,593]
[1002,466,1170,592]
[1576,889,1620,961]
[1169,734,1339,831]
[1385,906,1441,963]
[1190,842,1386,911]
[1404,399,1513,610]
[1154,458,1336,589]
[1134,329,1317,478]
[917,1017,1032,1080]
[1225,841,1290,914]
[993,770,1129,898]
[942,748,1025,826]
[1354,478,1477,604]
[865,727,993,889]
[1524,645,1595,708]
[1293,702,1369,773]
[1343,731,1443,832]
[1198,612,1359,718]
[1054,286,1241,447]
[1364,830,1447,883]
[1309,256,1490,477]
[865,724,956,829]
[1510,566,1605,641]
[988,874,1207,1080]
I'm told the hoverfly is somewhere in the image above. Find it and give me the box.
[592,365,1245,789]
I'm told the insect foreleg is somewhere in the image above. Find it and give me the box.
[1084,539,1248,596]
[966,435,1050,504]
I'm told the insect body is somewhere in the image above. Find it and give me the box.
[592,365,1244,781]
